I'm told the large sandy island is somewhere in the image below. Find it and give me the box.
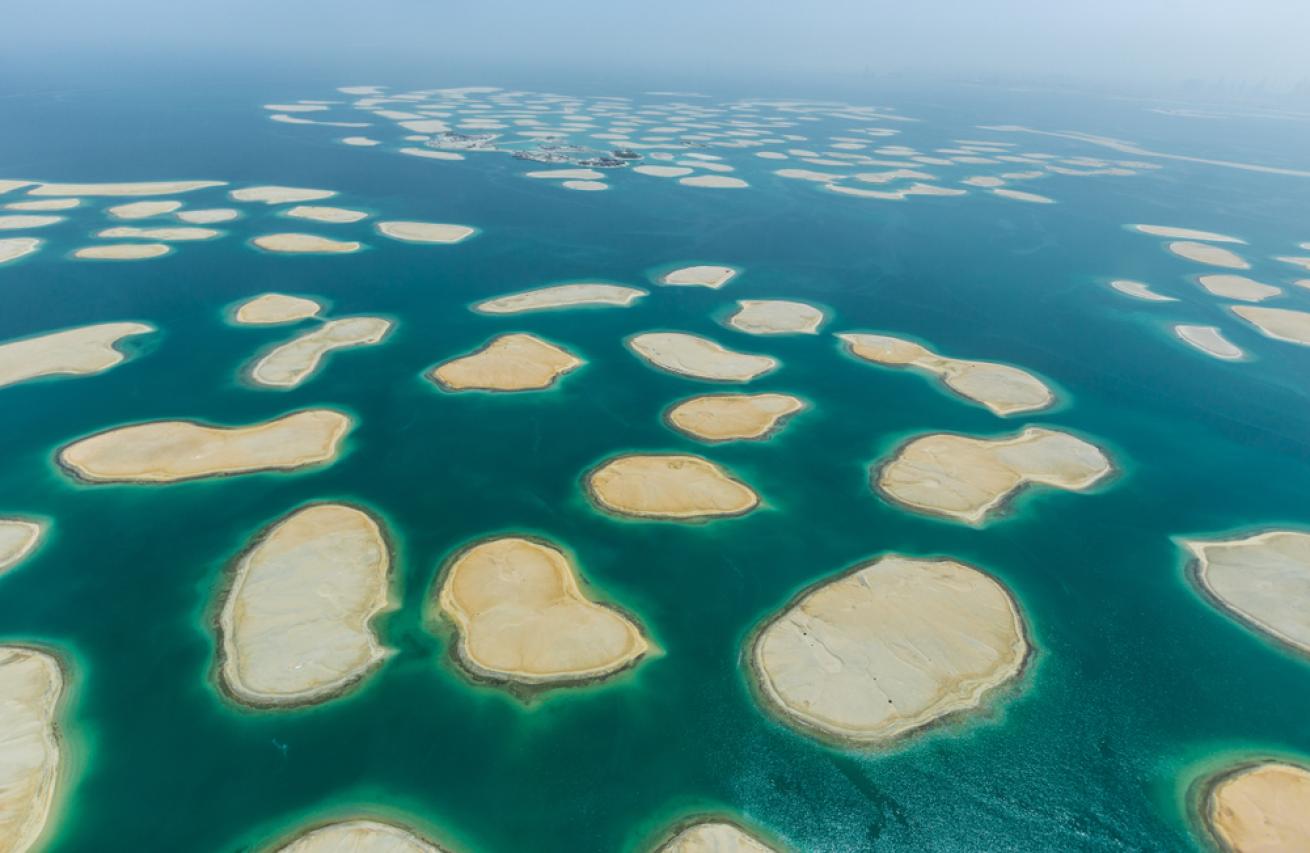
[0,321,154,390]
[436,536,648,687]
[376,221,475,244]
[252,234,361,254]
[729,300,825,335]
[28,180,223,196]
[661,265,737,289]
[666,394,803,442]
[474,283,647,314]
[284,205,369,223]
[6,199,80,212]
[58,409,351,483]
[1196,275,1281,302]
[0,646,64,853]
[177,208,239,224]
[429,333,581,391]
[0,238,41,265]
[249,317,392,388]
[1110,280,1176,302]
[750,554,1028,745]
[839,333,1053,416]
[98,226,220,241]
[275,819,445,852]
[73,243,171,260]
[875,427,1112,525]
[1174,325,1244,361]
[1183,530,1310,655]
[1167,241,1250,269]
[1131,224,1244,243]
[658,820,779,852]
[219,504,391,707]
[628,333,777,382]
[235,293,322,325]
[107,200,182,219]
[1200,761,1310,852]
[586,454,759,520]
[230,186,336,204]
[0,519,43,574]
[1231,305,1310,346]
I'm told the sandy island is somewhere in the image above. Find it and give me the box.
[0,646,64,853]
[253,234,361,254]
[0,519,43,573]
[436,536,648,687]
[1110,280,1176,302]
[107,200,182,219]
[284,205,369,223]
[234,293,322,325]
[1231,305,1310,346]
[28,180,223,197]
[249,317,392,388]
[666,394,803,442]
[0,321,154,390]
[658,820,779,853]
[679,175,748,189]
[1167,241,1250,269]
[628,333,777,382]
[474,283,647,314]
[991,188,1054,203]
[0,215,63,230]
[376,221,476,244]
[839,333,1053,416]
[1199,761,1310,852]
[1174,325,1244,360]
[1197,275,1281,302]
[586,454,759,520]
[219,504,391,707]
[749,554,1028,745]
[661,265,737,289]
[429,333,581,391]
[98,226,220,241]
[1131,224,1244,243]
[875,427,1112,525]
[230,186,336,204]
[58,409,351,484]
[275,819,445,852]
[0,238,41,265]
[729,300,825,335]
[177,209,239,224]
[73,243,171,260]
[1183,530,1310,655]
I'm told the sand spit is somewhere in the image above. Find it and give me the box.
[526,169,604,180]
[249,317,392,388]
[991,188,1054,203]
[628,333,777,382]
[657,820,779,852]
[436,536,648,687]
[0,238,41,265]
[666,393,803,442]
[0,321,154,390]
[107,200,183,219]
[376,221,475,244]
[0,646,64,853]
[1183,530,1310,654]
[1110,280,1176,302]
[177,208,239,224]
[1174,325,1244,360]
[839,333,1053,416]
[679,175,748,188]
[98,226,220,241]
[634,165,693,177]
[399,147,464,161]
[58,409,351,484]
[876,427,1112,525]
[661,265,738,289]
[429,333,581,391]
[235,293,322,325]
[230,186,336,204]
[6,199,78,211]
[219,504,391,707]
[0,181,33,195]
[0,215,63,230]
[474,283,647,314]
[1131,224,1244,243]
[586,454,759,520]
[284,205,369,223]
[1277,256,1310,272]
[73,243,171,260]
[729,300,825,335]
[1231,305,1310,346]
[275,819,445,853]
[750,554,1028,745]
[1200,761,1310,852]
[28,180,223,196]
[252,234,361,254]
[1167,241,1250,269]
[0,519,43,573]
[1196,275,1281,302]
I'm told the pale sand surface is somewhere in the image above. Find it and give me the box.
[437,537,648,686]
[628,333,777,382]
[1175,325,1244,360]
[679,175,749,188]
[0,321,154,389]
[562,180,608,191]
[751,554,1028,744]
[220,504,391,707]
[177,208,239,224]
[28,180,223,196]
[661,265,737,289]
[235,293,323,325]
[729,300,825,335]
[98,226,220,241]
[586,454,759,520]
[0,520,43,573]
[429,333,582,391]
[1184,530,1310,654]
[0,215,63,230]
[658,821,778,852]
[0,646,63,853]
[73,243,171,260]
[1167,241,1250,269]
[1131,224,1245,243]
[525,169,604,180]
[1277,256,1310,271]
[253,234,362,254]
[1196,275,1281,302]
[341,136,382,147]
[275,819,444,853]
[107,200,183,219]
[0,181,32,195]
[0,238,42,265]
[1231,306,1310,346]
[876,427,1112,524]
[284,205,369,223]
[991,188,1054,203]
[231,186,336,204]
[1202,762,1310,852]
[58,409,351,483]
[666,394,803,441]
[5,199,79,211]
[1110,279,1176,302]
[474,283,647,314]
[249,317,392,388]
[839,333,1053,416]
[633,165,693,177]
[376,221,475,244]
[399,148,465,161]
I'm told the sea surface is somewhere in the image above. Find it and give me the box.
[2,66,1310,851]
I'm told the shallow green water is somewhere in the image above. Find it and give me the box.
[3,70,1310,852]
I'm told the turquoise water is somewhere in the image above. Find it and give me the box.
[3,69,1310,851]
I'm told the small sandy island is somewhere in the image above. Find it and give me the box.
[1199,761,1310,852]
[1110,280,1176,302]
[219,504,391,707]
[73,243,171,260]
[28,180,223,197]
[376,221,476,244]
[1231,305,1310,346]
[58,408,351,484]
[0,646,64,852]
[1167,241,1250,270]
[429,333,581,391]
[661,265,737,289]
[1182,530,1310,655]
[1130,224,1244,243]
[839,333,1053,416]
[1196,275,1281,302]
[586,454,759,520]
[6,199,80,211]
[729,300,825,335]
[474,283,647,314]
[657,820,779,852]
[177,209,239,224]
[284,205,369,223]
[628,333,777,382]
[666,394,803,442]
[234,293,322,325]
[436,536,648,687]
[1174,325,1244,361]
[98,226,220,241]
[230,186,336,204]
[248,317,392,388]
[749,554,1028,745]
[0,215,63,230]
[107,200,182,219]
[0,519,43,573]
[875,427,1112,525]
[253,234,361,254]
[0,321,154,390]
[275,819,445,853]
[0,238,41,265]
